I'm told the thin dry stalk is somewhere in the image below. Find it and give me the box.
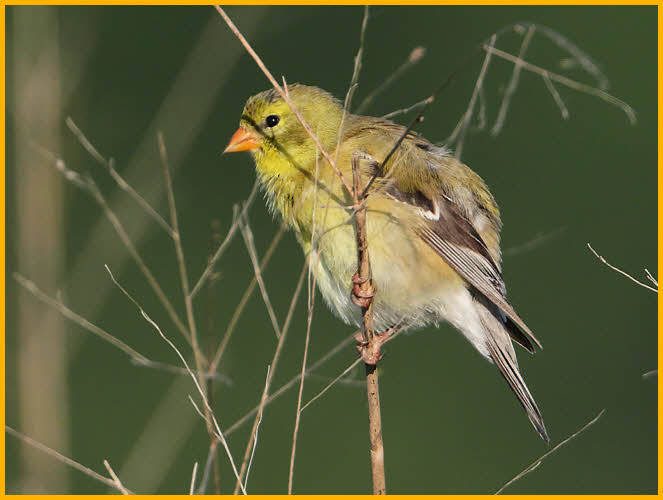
[13,272,226,383]
[495,409,606,494]
[66,117,174,236]
[104,265,247,495]
[300,324,407,408]
[225,334,356,436]
[158,133,222,480]
[158,132,208,373]
[87,179,192,343]
[13,272,148,364]
[453,34,496,160]
[356,46,426,114]
[491,25,536,135]
[197,440,220,495]
[542,73,570,119]
[35,144,191,343]
[189,462,199,495]
[286,258,318,495]
[103,460,130,495]
[6,425,134,494]
[243,366,271,492]
[300,358,363,412]
[206,223,286,376]
[587,243,657,293]
[532,23,609,90]
[190,179,261,299]
[645,269,658,288]
[483,44,636,124]
[382,98,429,120]
[232,261,308,494]
[239,215,282,339]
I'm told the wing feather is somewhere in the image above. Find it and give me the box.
[417,225,542,351]
[384,181,542,352]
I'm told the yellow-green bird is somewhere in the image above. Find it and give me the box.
[225,84,548,442]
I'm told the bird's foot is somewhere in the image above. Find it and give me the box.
[351,271,375,308]
[354,326,397,365]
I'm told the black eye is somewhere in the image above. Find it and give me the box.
[265,114,280,128]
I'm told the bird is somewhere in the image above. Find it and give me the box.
[224,83,549,442]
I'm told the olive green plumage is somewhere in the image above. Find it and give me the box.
[226,83,548,442]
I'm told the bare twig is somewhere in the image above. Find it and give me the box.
[483,44,636,125]
[66,117,173,236]
[103,460,130,495]
[33,144,191,342]
[300,358,363,412]
[130,357,230,384]
[13,272,227,383]
[33,141,190,342]
[189,462,199,495]
[306,373,365,387]
[453,34,496,160]
[244,366,271,492]
[104,265,247,495]
[356,46,426,114]
[382,98,430,120]
[90,179,193,342]
[206,223,286,376]
[190,179,260,299]
[542,73,570,119]
[13,272,148,364]
[361,42,489,199]
[301,321,410,411]
[533,23,609,91]
[491,25,536,135]
[158,132,208,374]
[225,334,356,437]
[196,441,220,495]
[587,243,657,293]
[232,261,308,494]
[286,257,318,494]
[495,409,606,494]
[6,426,133,494]
[239,214,281,339]
[645,269,658,288]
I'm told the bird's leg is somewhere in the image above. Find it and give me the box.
[354,324,399,365]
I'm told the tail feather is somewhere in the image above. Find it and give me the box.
[476,299,549,442]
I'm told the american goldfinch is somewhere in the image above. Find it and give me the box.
[225,84,548,442]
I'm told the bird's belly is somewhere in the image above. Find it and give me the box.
[304,205,465,332]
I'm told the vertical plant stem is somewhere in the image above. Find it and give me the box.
[232,261,308,494]
[158,133,206,372]
[351,155,386,495]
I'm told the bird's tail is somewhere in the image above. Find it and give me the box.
[476,298,550,442]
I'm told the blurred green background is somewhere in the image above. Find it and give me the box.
[5,5,657,495]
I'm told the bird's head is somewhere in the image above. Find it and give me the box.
[224,84,345,174]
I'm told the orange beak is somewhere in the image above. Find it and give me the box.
[223,127,261,153]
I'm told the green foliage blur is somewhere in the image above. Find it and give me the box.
[6,5,657,494]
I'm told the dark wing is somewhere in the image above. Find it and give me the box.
[388,185,542,352]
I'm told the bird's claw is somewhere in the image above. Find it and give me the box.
[354,328,392,366]
[351,272,375,308]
